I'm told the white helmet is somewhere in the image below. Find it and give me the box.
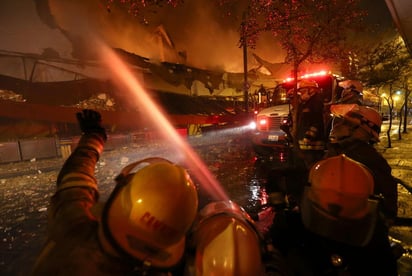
[186,201,265,275]
[301,154,379,246]
[99,158,198,268]
[330,104,382,142]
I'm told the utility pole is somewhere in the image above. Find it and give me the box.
[242,12,249,113]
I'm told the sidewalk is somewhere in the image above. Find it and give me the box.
[378,124,412,249]
[370,124,412,274]
[377,123,412,198]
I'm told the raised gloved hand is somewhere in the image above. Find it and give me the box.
[76,109,107,141]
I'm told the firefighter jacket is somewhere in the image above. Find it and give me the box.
[326,141,398,221]
[297,93,326,151]
[31,134,163,275]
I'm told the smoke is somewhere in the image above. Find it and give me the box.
[45,0,284,72]
[1,0,395,73]
[155,0,244,71]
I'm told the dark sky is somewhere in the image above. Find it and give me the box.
[0,0,398,73]
[359,0,397,43]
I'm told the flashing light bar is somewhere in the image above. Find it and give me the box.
[283,70,333,83]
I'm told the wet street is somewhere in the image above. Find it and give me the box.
[1,124,412,275]
[0,126,262,275]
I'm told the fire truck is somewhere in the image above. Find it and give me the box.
[251,71,342,156]
[251,70,382,157]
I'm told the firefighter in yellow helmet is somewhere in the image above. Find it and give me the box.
[295,79,326,168]
[31,109,198,275]
[184,200,288,276]
[336,80,363,104]
[301,155,379,246]
[299,155,398,275]
[264,155,397,275]
[297,79,319,102]
[326,104,397,222]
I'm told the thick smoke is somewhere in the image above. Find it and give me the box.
[0,0,396,73]
[45,0,284,72]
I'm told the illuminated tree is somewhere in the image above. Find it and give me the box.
[231,0,365,148]
[398,77,412,135]
[359,36,412,147]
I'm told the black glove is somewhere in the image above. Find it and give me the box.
[76,109,107,141]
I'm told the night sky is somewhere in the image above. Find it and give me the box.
[0,0,398,73]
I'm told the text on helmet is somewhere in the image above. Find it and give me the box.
[140,211,179,236]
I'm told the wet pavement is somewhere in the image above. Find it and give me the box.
[0,126,259,275]
[1,123,412,275]
[376,123,412,275]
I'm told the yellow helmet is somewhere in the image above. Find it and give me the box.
[330,104,382,142]
[298,79,319,89]
[297,79,319,101]
[301,154,379,246]
[101,157,198,268]
[187,201,265,276]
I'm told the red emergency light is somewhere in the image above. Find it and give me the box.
[283,70,331,83]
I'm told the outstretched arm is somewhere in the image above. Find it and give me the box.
[49,109,107,228]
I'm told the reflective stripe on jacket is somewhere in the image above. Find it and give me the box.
[31,133,136,275]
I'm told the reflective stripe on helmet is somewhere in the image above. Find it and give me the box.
[330,104,381,142]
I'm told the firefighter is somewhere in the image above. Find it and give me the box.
[255,84,269,109]
[326,103,398,223]
[264,155,397,275]
[184,200,288,276]
[299,155,398,275]
[336,80,364,104]
[295,79,326,168]
[31,109,199,275]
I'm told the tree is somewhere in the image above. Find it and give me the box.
[381,89,396,148]
[233,1,364,140]
[358,36,412,147]
[398,76,412,134]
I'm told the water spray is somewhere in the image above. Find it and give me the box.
[98,41,229,201]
